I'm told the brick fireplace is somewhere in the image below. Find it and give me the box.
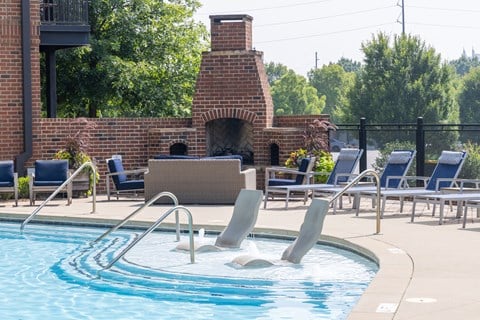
[146,14,330,188]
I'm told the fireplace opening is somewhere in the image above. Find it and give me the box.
[170,143,188,155]
[270,143,280,166]
[206,118,254,165]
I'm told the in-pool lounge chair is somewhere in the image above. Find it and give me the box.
[176,189,263,251]
[318,150,416,214]
[360,150,467,218]
[106,158,146,200]
[264,148,363,209]
[29,160,71,206]
[0,160,18,206]
[233,198,330,267]
[264,157,316,209]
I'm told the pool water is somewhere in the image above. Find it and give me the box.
[0,222,377,319]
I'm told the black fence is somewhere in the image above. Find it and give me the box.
[335,117,480,176]
[40,0,89,25]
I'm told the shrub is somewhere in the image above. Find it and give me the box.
[374,140,416,175]
[18,176,29,199]
[458,141,480,179]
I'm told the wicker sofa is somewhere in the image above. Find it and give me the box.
[144,158,257,204]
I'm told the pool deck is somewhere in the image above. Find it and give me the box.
[1,195,480,320]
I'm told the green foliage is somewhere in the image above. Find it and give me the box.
[308,64,355,122]
[458,142,480,179]
[345,33,459,153]
[373,140,416,175]
[51,0,208,117]
[336,57,362,73]
[284,148,334,183]
[18,176,29,199]
[53,118,100,193]
[449,53,480,76]
[271,70,325,115]
[264,62,290,86]
[458,67,480,143]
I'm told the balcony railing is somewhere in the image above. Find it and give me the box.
[40,0,89,25]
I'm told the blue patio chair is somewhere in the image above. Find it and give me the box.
[106,158,146,200]
[263,156,316,208]
[264,148,363,209]
[0,160,18,206]
[360,150,468,219]
[318,150,416,214]
[29,160,71,206]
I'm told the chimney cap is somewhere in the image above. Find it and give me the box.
[209,14,253,24]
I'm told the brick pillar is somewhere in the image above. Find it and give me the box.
[0,0,41,162]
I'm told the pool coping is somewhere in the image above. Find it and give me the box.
[1,195,479,319]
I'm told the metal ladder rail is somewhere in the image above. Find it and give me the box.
[328,169,382,234]
[92,191,180,244]
[104,205,195,269]
[20,161,97,232]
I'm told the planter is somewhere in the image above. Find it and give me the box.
[72,171,90,198]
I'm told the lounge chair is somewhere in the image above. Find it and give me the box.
[318,150,416,214]
[176,189,263,251]
[0,160,18,206]
[106,158,146,200]
[233,198,330,267]
[360,150,467,218]
[263,156,316,209]
[410,179,480,225]
[264,148,363,209]
[29,160,72,206]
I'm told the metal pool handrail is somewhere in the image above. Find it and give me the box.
[328,169,382,234]
[92,191,180,244]
[20,161,97,232]
[104,205,195,269]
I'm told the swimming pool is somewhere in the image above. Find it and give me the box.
[1,222,377,319]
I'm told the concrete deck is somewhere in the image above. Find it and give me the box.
[2,195,480,320]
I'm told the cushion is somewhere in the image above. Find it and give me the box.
[388,151,413,164]
[153,155,199,160]
[35,160,68,183]
[438,151,464,165]
[0,161,14,185]
[107,158,127,184]
[337,149,360,161]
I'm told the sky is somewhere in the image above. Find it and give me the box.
[194,0,480,76]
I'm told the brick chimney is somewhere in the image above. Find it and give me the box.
[191,14,274,164]
[210,15,252,51]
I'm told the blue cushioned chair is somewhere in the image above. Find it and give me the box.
[29,160,71,206]
[0,160,18,206]
[106,158,146,200]
[264,157,316,207]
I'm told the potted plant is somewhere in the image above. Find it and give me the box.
[54,118,99,196]
[285,119,337,183]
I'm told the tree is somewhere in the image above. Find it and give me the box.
[345,33,459,152]
[53,0,208,118]
[458,67,480,143]
[264,62,290,86]
[449,52,480,76]
[271,70,325,115]
[336,57,362,73]
[307,63,355,122]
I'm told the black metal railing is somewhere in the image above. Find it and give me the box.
[335,117,480,176]
[40,0,89,25]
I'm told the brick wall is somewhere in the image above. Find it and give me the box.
[31,118,190,192]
